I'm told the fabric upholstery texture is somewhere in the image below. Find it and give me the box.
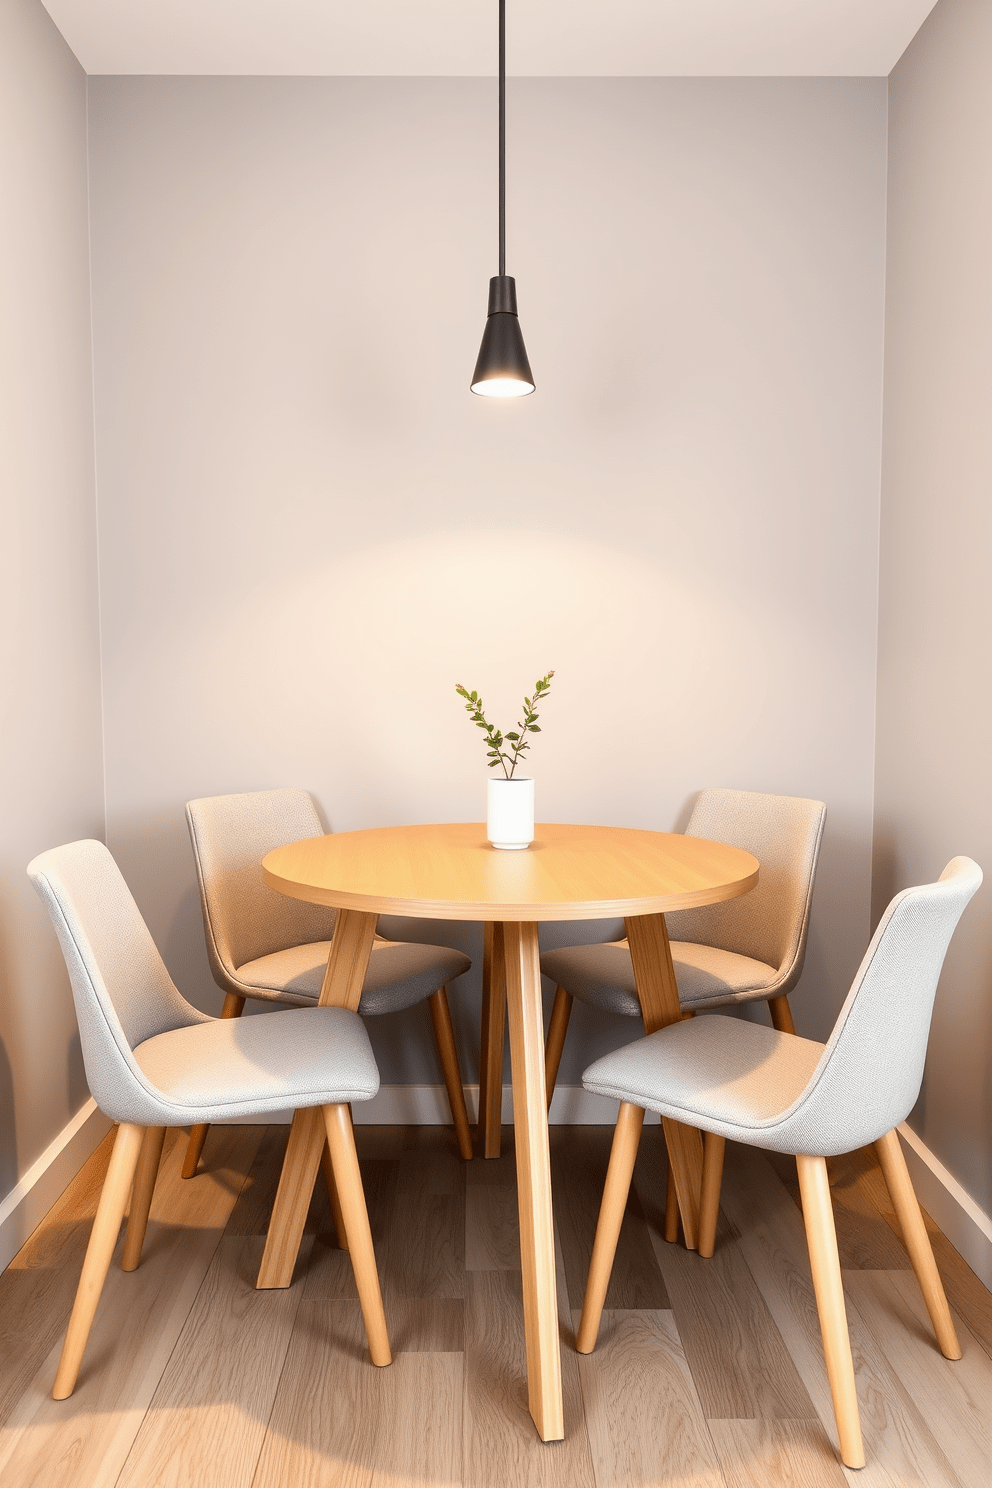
[133,1005,379,1117]
[27,840,380,1127]
[540,787,825,1014]
[238,939,471,1014]
[186,790,340,978]
[584,1017,825,1142]
[540,940,777,1017]
[583,857,982,1156]
[186,789,470,1012]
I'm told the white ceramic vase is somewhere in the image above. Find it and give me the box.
[487,776,535,850]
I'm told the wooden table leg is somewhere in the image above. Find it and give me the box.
[625,913,704,1251]
[503,920,564,1443]
[256,907,378,1289]
[477,921,507,1158]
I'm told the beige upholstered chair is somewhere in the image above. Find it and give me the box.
[540,789,827,1108]
[28,840,391,1400]
[183,789,474,1175]
[576,856,982,1469]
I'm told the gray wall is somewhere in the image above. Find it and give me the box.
[0,0,104,1193]
[88,76,887,1085]
[876,0,992,1209]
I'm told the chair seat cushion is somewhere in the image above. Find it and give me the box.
[583,1015,828,1153]
[133,1005,379,1121]
[540,940,779,1016]
[236,939,471,1014]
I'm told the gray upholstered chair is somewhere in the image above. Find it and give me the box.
[576,856,982,1470]
[540,788,826,1101]
[183,789,474,1176]
[27,839,391,1401]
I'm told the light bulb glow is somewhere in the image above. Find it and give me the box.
[470,376,535,398]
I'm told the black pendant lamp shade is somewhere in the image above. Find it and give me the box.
[471,0,535,397]
[471,275,534,397]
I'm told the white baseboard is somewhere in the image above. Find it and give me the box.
[220,1084,661,1127]
[0,1099,113,1275]
[897,1122,992,1291]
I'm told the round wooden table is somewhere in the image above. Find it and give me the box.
[256,822,759,1442]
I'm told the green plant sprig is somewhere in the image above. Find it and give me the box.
[455,671,554,779]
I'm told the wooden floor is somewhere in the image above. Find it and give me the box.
[1,1122,991,1488]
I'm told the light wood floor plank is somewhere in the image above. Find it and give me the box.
[385,1297,465,1354]
[251,1299,383,1488]
[253,1300,463,1488]
[550,1127,669,1313]
[719,1148,964,1487]
[224,1127,296,1238]
[369,1352,464,1488]
[764,1149,915,1272]
[626,1122,674,1235]
[302,1159,398,1302]
[827,1145,992,1366]
[574,1309,726,1488]
[463,1270,595,1488]
[0,1125,260,1488]
[399,1125,469,1190]
[355,1126,411,1162]
[465,1181,520,1272]
[648,1221,817,1420]
[3,1124,992,1488]
[116,1235,307,1488]
[391,1139,465,1300]
[465,1135,516,1188]
[843,1270,992,1486]
[0,1129,116,1429]
[708,1419,848,1488]
[302,1150,464,1352]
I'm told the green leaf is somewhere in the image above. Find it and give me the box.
[529,724,541,732]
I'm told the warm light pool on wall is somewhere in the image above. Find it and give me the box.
[470,0,535,398]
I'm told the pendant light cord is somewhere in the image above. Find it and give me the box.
[498,0,505,277]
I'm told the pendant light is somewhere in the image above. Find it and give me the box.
[470,0,535,397]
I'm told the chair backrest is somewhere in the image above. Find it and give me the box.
[664,788,826,981]
[789,856,982,1152]
[27,839,205,1119]
[186,789,339,979]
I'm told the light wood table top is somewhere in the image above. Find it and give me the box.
[262,821,759,921]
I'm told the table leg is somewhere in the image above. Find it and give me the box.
[257,907,378,1289]
[503,920,564,1443]
[625,913,704,1251]
[477,921,507,1158]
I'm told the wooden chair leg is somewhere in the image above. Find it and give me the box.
[53,1122,145,1400]
[544,986,573,1110]
[182,992,246,1178]
[874,1129,961,1359]
[322,1103,391,1367]
[697,1133,725,1259]
[576,1102,645,1353]
[428,986,474,1160]
[769,995,797,1035]
[121,1125,166,1272]
[319,1139,349,1251]
[662,1012,691,1246]
[796,1154,864,1469]
[478,922,507,1158]
[664,1159,680,1243]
